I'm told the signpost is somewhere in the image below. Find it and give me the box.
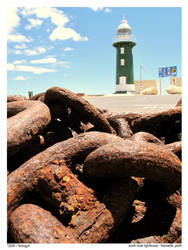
[158,66,177,95]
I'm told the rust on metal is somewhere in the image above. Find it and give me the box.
[9,204,78,243]
[130,132,164,146]
[44,87,115,134]
[7,132,125,218]
[7,95,26,103]
[165,141,182,160]
[7,100,51,157]
[29,92,45,101]
[84,140,181,195]
[7,86,182,244]
[48,102,68,120]
[107,112,147,122]
[35,162,124,242]
[108,117,133,138]
[8,157,138,243]
[130,192,182,243]
[109,191,181,243]
[8,143,41,174]
[131,107,181,136]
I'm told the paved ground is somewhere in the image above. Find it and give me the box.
[84,94,181,113]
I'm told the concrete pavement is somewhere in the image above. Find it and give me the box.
[84,94,181,113]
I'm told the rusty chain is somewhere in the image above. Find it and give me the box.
[7,87,182,243]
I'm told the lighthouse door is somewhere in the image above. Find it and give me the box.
[119,76,126,85]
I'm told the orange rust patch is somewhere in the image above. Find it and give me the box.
[63,176,70,182]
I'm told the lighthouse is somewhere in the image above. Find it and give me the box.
[113,17,136,93]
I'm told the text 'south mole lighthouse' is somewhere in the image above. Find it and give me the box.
[113,17,136,94]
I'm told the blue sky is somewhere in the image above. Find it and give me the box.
[7,7,182,96]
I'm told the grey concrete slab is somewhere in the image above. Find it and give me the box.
[84,94,181,113]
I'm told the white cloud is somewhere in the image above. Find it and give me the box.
[90,7,111,13]
[10,46,52,56]
[8,49,22,55]
[15,50,22,54]
[64,47,74,52]
[50,10,69,27]
[30,57,56,64]
[24,47,46,56]
[13,76,27,80]
[17,65,56,74]
[25,18,43,30]
[104,8,111,13]
[13,60,26,64]
[7,9,32,43]
[14,44,27,49]
[49,27,88,41]
[20,7,87,43]
[8,8,20,34]
[58,61,70,68]
[8,63,56,74]
[8,34,32,43]
[21,7,53,19]
[34,8,53,18]
[20,7,69,27]
[90,7,104,12]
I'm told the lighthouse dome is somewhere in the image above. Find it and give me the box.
[117,19,131,32]
[116,18,132,42]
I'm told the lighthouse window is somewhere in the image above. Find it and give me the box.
[120,48,124,54]
[121,59,125,66]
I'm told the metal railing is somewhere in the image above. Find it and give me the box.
[112,35,136,43]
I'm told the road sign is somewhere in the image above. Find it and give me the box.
[159,66,177,77]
